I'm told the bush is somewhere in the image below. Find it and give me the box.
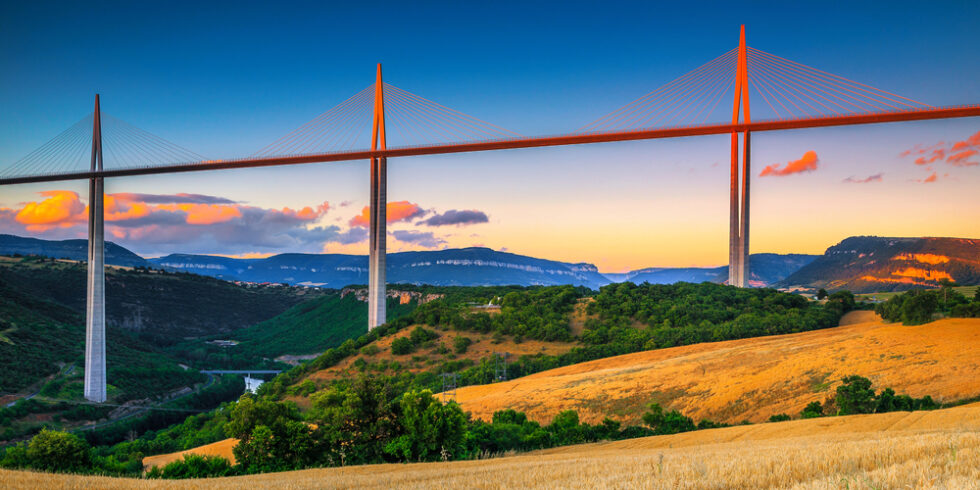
[384,390,467,462]
[409,327,439,345]
[391,337,414,355]
[453,336,472,354]
[801,401,825,419]
[768,413,791,422]
[642,402,696,435]
[25,429,91,472]
[835,375,939,415]
[146,454,238,479]
[836,375,877,415]
[360,344,380,356]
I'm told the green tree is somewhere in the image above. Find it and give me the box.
[453,336,472,354]
[146,454,237,479]
[224,394,297,440]
[390,337,414,355]
[641,402,665,428]
[409,326,439,345]
[816,288,828,300]
[547,410,585,445]
[642,402,696,435]
[901,291,939,325]
[768,413,791,422]
[836,375,877,415]
[309,376,400,466]
[24,429,91,472]
[384,390,467,462]
[801,401,825,419]
[226,395,319,473]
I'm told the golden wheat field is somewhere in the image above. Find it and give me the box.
[3,405,979,489]
[141,438,239,470]
[453,313,980,425]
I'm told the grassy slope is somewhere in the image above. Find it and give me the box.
[7,405,979,489]
[452,313,980,425]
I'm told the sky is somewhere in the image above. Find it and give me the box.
[0,0,978,272]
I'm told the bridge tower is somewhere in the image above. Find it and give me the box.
[729,26,751,288]
[368,64,387,329]
[84,94,107,402]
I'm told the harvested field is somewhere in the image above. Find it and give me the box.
[141,438,239,470]
[453,315,980,425]
[6,405,980,489]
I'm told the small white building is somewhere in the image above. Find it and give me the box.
[244,375,264,394]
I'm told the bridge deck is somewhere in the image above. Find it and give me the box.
[1,105,976,186]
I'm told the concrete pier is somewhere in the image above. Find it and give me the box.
[728,26,751,288]
[84,95,106,402]
[368,64,387,330]
[368,155,387,329]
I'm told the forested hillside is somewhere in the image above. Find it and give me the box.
[263,282,854,403]
[171,294,419,369]
[0,256,319,343]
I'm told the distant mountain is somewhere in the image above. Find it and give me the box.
[0,234,821,290]
[0,234,150,267]
[151,247,612,289]
[607,253,818,287]
[777,236,980,293]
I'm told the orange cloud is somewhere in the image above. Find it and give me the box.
[281,202,329,220]
[349,201,425,227]
[903,130,980,168]
[947,149,978,166]
[14,191,86,231]
[759,151,818,177]
[965,130,980,147]
[182,204,242,225]
[922,172,938,183]
[104,194,153,221]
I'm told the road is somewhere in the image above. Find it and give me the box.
[75,372,216,432]
[4,363,74,408]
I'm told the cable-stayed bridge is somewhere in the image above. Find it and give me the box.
[1,27,977,402]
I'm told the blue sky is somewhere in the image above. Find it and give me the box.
[1,1,978,271]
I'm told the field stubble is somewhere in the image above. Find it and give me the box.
[3,406,979,489]
[454,314,980,425]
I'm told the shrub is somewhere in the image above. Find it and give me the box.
[642,402,696,435]
[360,344,380,356]
[409,327,439,345]
[384,390,467,462]
[801,401,825,419]
[768,413,791,422]
[24,429,91,472]
[453,336,472,354]
[146,454,237,479]
[391,337,414,355]
[836,375,877,415]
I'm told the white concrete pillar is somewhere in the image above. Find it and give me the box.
[84,94,106,403]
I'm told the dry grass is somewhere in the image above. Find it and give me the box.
[5,405,980,489]
[141,438,239,470]
[453,314,980,425]
[305,327,575,385]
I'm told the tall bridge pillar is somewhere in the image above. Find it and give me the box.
[368,65,387,330]
[84,94,107,402]
[729,26,751,288]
